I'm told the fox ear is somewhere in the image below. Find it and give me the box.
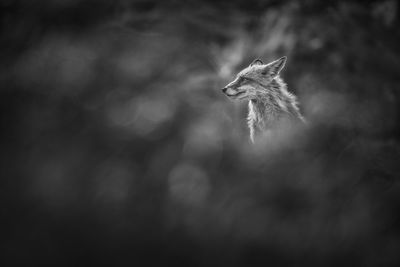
[250,58,263,67]
[263,56,287,76]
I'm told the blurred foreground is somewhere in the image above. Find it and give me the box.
[1,0,400,266]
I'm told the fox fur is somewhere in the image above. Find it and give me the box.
[222,56,305,143]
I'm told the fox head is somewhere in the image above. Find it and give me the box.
[222,56,287,100]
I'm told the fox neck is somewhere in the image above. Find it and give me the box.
[249,77,288,121]
[247,77,304,142]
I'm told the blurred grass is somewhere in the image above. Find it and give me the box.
[1,0,400,266]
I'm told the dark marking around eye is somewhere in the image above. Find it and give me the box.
[240,76,249,83]
[261,67,269,75]
[241,77,256,85]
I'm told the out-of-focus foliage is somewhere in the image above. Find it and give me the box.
[1,0,400,266]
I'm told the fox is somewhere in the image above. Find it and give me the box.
[222,56,305,143]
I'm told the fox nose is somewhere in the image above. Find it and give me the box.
[222,87,227,93]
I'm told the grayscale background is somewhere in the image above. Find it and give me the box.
[1,0,400,266]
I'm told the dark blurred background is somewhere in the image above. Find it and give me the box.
[1,0,400,266]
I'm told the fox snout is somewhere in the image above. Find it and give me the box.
[222,81,235,94]
[222,79,241,97]
[221,85,238,97]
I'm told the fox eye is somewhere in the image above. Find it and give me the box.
[261,67,269,75]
